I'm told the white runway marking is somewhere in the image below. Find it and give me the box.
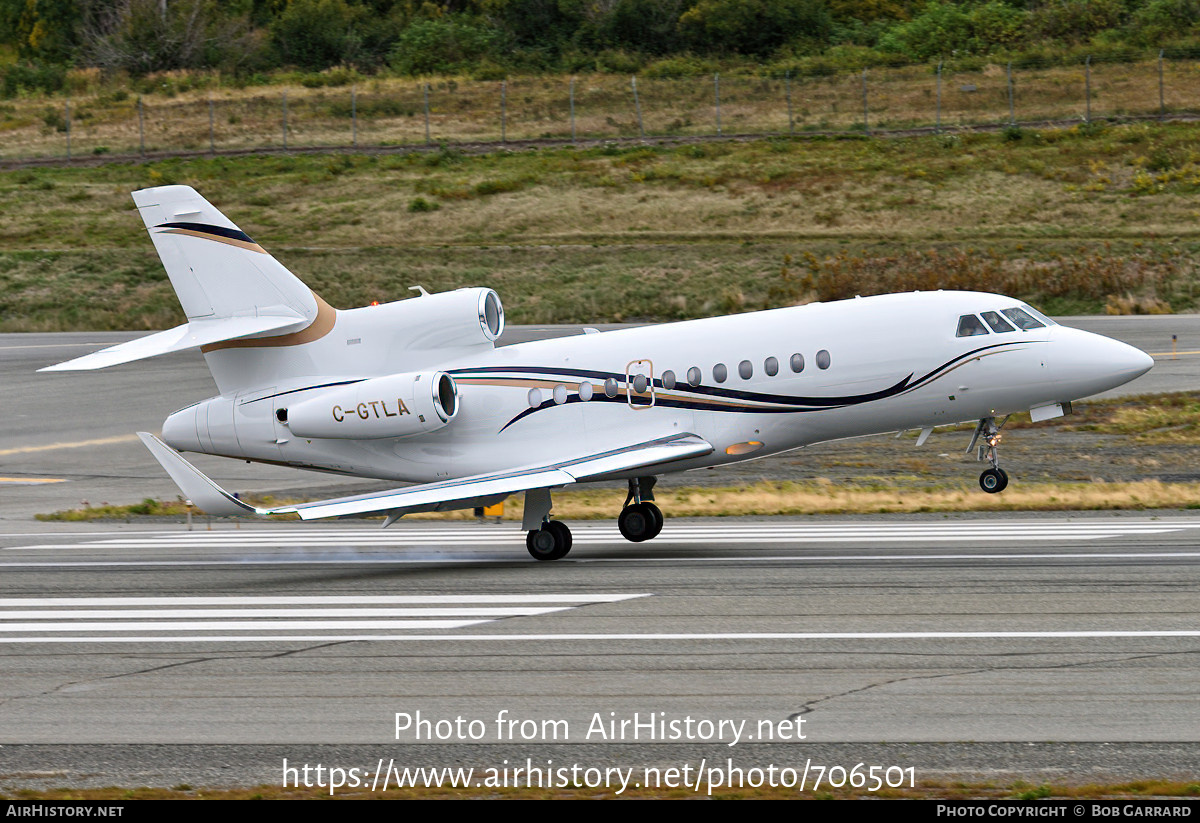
[0,593,649,643]
[8,519,1196,554]
[2,631,1199,644]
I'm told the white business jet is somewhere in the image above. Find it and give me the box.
[43,186,1153,560]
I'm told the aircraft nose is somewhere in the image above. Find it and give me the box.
[1050,326,1153,397]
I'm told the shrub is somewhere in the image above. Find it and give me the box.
[388,18,503,76]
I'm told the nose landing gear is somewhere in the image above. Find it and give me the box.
[968,416,1010,493]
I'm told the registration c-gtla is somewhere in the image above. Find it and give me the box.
[42,186,1154,560]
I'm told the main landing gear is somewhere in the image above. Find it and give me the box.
[526,519,572,561]
[967,415,1010,494]
[523,476,666,561]
[619,476,663,543]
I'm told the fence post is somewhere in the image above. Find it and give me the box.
[137,95,145,157]
[65,99,71,159]
[861,69,869,136]
[282,91,288,149]
[1159,49,1165,120]
[714,73,721,136]
[501,79,507,144]
[423,83,431,145]
[1006,61,1015,125]
[1085,55,1091,124]
[209,97,215,154]
[931,60,940,133]
[352,85,357,147]
[569,76,576,143]
[786,70,794,135]
[632,75,644,138]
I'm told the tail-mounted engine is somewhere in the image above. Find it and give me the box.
[283,371,459,439]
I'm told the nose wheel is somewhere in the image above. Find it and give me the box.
[968,415,1011,494]
[526,520,572,561]
[979,467,1009,493]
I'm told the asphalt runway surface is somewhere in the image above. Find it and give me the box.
[1,317,1199,790]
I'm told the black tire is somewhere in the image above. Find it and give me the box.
[526,520,572,561]
[643,502,664,541]
[618,503,656,543]
[979,468,1008,494]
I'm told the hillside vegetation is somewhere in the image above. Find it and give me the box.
[5,0,1200,92]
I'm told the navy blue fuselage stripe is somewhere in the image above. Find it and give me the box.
[492,340,1034,430]
[156,222,257,244]
[453,340,1032,410]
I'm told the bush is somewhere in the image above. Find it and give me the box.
[272,0,368,72]
[0,62,67,98]
[388,18,503,76]
[678,0,835,56]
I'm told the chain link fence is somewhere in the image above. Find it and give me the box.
[8,52,1200,162]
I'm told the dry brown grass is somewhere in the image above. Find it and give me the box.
[38,478,1200,522]
[5,58,1200,160]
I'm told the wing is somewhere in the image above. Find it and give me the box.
[136,432,713,523]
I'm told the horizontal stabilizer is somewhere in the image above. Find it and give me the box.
[137,431,712,521]
[39,314,309,371]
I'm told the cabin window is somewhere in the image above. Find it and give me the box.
[661,370,676,390]
[527,388,543,408]
[816,349,831,370]
[553,384,568,405]
[956,314,990,337]
[981,311,1016,333]
[739,360,753,379]
[632,374,648,393]
[604,377,619,397]
[687,367,702,386]
[1001,307,1046,330]
[765,356,779,376]
[713,363,728,383]
[579,382,594,401]
[790,353,805,373]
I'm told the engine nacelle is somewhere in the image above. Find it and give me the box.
[396,287,504,350]
[283,371,459,440]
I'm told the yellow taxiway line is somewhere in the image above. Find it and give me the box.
[0,434,139,456]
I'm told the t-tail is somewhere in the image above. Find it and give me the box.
[39,185,332,394]
[41,186,506,397]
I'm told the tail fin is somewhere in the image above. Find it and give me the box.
[40,186,330,381]
[132,185,317,322]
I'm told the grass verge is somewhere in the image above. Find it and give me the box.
[35,478,1200,522]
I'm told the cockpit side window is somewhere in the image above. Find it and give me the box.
[1000,307,1045,330]
[1020,303,1057,326]
[956,314,990,337]
[981,311,1016,333]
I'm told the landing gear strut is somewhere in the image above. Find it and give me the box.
[619,476,664,542]
[967,416,1010,494]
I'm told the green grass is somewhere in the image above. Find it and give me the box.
[5,123,1200,330]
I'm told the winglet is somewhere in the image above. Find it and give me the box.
[137,432,263,517]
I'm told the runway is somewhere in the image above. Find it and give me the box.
[2,321,1200,788]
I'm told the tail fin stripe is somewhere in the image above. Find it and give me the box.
[200,293,338,353]
[155,222,266,254]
